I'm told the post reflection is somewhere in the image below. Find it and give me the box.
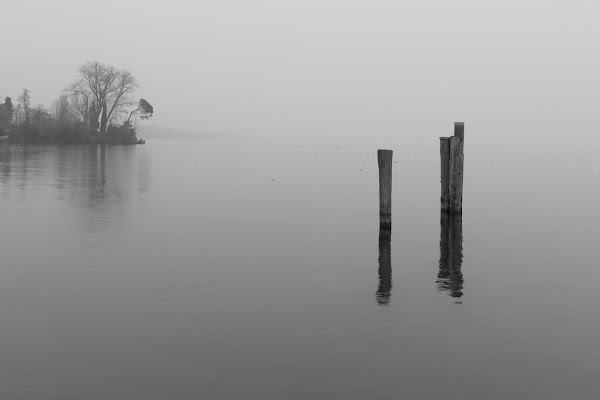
[376,227,392,306]
[437,212,463,301]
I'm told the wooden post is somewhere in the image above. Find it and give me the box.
[440,122,464,213]
[377,149,393,230]
[376,227,392,306]
[454,121,464,140]
[449,135,464,213]
[440,137,451,211]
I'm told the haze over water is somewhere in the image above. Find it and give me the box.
[3,1,600,147]
[1,137,599,398]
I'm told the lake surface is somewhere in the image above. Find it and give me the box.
[1,138,599,399]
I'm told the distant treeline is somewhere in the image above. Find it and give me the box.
[0,61,153,144]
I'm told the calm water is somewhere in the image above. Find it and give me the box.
[1,139,599,399]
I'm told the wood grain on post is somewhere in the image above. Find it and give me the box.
[439,137,451,211]
[377,149,393,229]
[454,122,464,140]
[440,122,465,213]
[449,130,464,213]
[376,227,392,306]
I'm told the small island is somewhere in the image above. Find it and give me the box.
[0,61,153,145]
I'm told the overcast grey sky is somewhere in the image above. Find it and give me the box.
[2,0,599,146]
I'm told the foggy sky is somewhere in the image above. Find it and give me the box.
[2,0,599,146]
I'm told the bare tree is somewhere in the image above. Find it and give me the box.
[70,61,138,134]
[53,94,73,127]
[13,104,22,125]
[31,105,52,131]
[104,69,137,128]
[17,89,31,123]
[69,80,91,125]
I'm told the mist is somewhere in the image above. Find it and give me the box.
[2,0,599,148]
[3,2,600,397]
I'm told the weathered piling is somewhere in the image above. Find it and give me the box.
[440,122,465,213]
[376,227,392,306]
[377,149,393,229]
[439,137,451,211]
[453,121,464,140]
[437,212,463,300]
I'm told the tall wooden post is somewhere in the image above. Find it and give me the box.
[449,122,464,213]
[377,149,393,230]
[440,122,464,213]
[376,226,392,306]
[440,137,451,211]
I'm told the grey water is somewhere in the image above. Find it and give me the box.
[1,139,599,399]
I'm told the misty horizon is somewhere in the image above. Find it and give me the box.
[2,1,600,146]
